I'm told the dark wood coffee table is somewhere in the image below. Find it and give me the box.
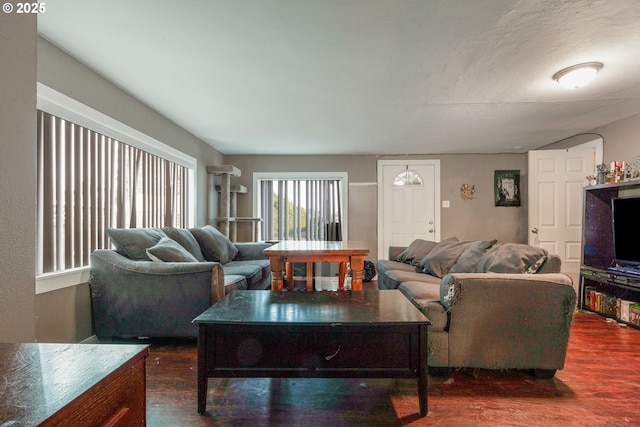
[193,290,431,416]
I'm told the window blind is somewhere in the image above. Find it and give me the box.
[36,110,189,274]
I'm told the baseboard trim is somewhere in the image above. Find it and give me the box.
[80,335,100,344]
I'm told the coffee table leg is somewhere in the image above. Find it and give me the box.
[197,325,208,414]
[418,325,428,416]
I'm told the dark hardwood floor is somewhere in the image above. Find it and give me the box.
[144,301,640,426]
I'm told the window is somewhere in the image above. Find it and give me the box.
[255,173,347,242]
[36,110,191,274]
[393,169,424,186]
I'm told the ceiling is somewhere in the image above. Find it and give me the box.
[37,0,640,155]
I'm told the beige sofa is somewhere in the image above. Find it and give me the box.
[377,238,576,378]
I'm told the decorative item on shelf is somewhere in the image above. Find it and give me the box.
[494,170,520,207]
[460,183,475,201]
[596,163,608,185]
[625,155,640,181]
[608,161,625,183]
[586,175,597,186]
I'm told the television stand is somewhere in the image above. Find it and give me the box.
[580,180,640,328]
[608,265,640,277]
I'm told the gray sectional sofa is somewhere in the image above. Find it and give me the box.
[377,237,576,377]
[89,225,271,340]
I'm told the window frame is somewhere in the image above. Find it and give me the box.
[253,171,349,242]
[36,84,197,294]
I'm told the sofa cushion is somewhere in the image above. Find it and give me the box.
[377,259,416,275]
[448,239,497,273]
[383,269,441,289]
[233,242,271,260]
[106,227,166,260]
[398,281,448,332]
[162,227,205,261]
[224,274,248,292]
[146,236,200,262]
[376,260,417,289]
[418,237,470,278]
[474,243,549,274]
[223,260,270,288]
[395,239,440,266]
[189,225,239,264]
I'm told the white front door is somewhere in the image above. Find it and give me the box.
[377,160,440,259]
[528,143,601,274]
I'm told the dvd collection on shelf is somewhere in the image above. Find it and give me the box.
[584,286,640,326]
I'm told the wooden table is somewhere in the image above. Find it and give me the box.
[0,343,148,426]
[193,290,430,416]
[263,240,370,291]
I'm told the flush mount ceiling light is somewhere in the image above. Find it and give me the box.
[553,62,603,89]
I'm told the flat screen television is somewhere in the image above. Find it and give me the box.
[612,196,640,267]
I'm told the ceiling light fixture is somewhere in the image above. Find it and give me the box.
[553,62,603,89]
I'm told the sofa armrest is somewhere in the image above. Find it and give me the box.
[438,272,576,369]
[440,272,574,310]
[233,242,271,260]
[89,249,225,338]
[90,249,224,303]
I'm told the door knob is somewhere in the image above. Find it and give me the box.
[531,227,539,234]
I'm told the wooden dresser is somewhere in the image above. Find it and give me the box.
[0,343,149,426]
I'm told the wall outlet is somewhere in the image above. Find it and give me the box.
[442,200,450,208]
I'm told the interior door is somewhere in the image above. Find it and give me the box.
[377,160,440,259]
[528,144,600,274]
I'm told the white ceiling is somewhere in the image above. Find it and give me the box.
[37,0,640,155]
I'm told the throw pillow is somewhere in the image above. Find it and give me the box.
[448,239,498,273]
[525,254,548,274]
[418,237,469,278]
[189,225,239,264]
[106,227,166,260]
[146,236,199,262]
[395,239,441,266]
[162,226,205,261]
[474,243,549,274]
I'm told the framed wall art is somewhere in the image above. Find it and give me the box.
[494,170,520,207]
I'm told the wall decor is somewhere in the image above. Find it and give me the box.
[494,170,520,207]
[460,183,475,201]
[625,155,640,181]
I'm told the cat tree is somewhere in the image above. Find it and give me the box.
[206,165,261,242]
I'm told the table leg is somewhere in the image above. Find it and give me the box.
[197,325,208,414]
[418,325,428,416]
[306,262,313,291]
[350,255,364,291]
[338,262,347,290]
[270,256,284,291]
[285,262,294,291]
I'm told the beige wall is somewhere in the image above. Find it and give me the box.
[537,113,639,163]
[592,113,640,164]
[36,285,93,342]
[0,11,37,342]
[227,153,528,259]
